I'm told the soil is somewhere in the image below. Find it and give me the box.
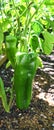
[0,51,54,130]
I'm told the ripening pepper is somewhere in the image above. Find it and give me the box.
[14,51,37,109]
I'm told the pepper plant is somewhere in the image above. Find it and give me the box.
[0,0,54,112]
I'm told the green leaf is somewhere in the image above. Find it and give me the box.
[19,5,26,16]
[0,77,9,112]
[49,20,54,31]
[31,21,43,35]
[42,41,53,55]
[44,0,54,5]
[42,31,54,44]
[6,60,11,69]
[36,56,43,70]
[2,19,11,32]
[21,0,29,2]
[30,34,39,51]
[42,31,54,54]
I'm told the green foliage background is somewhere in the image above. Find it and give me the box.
[0,0,54,54]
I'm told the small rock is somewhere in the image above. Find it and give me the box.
[52,123,54,127]
[19,113,22,116]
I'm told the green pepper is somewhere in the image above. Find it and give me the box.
[14,51,36,109]
[5,35,17,68]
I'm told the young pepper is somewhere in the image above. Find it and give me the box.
[5,35,17,68]
[14,51,37,109]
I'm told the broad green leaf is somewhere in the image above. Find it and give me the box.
[42,41,53,55]
[31,21,43,35]
[19,5,26,16]
[30,34,39,51]
[42,31,54,54]
[2,19,11,32]
[42,31,54,44]
[0,77,9,112]
[20,16,26,25]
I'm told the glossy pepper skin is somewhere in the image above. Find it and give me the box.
[14,52,36,109]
